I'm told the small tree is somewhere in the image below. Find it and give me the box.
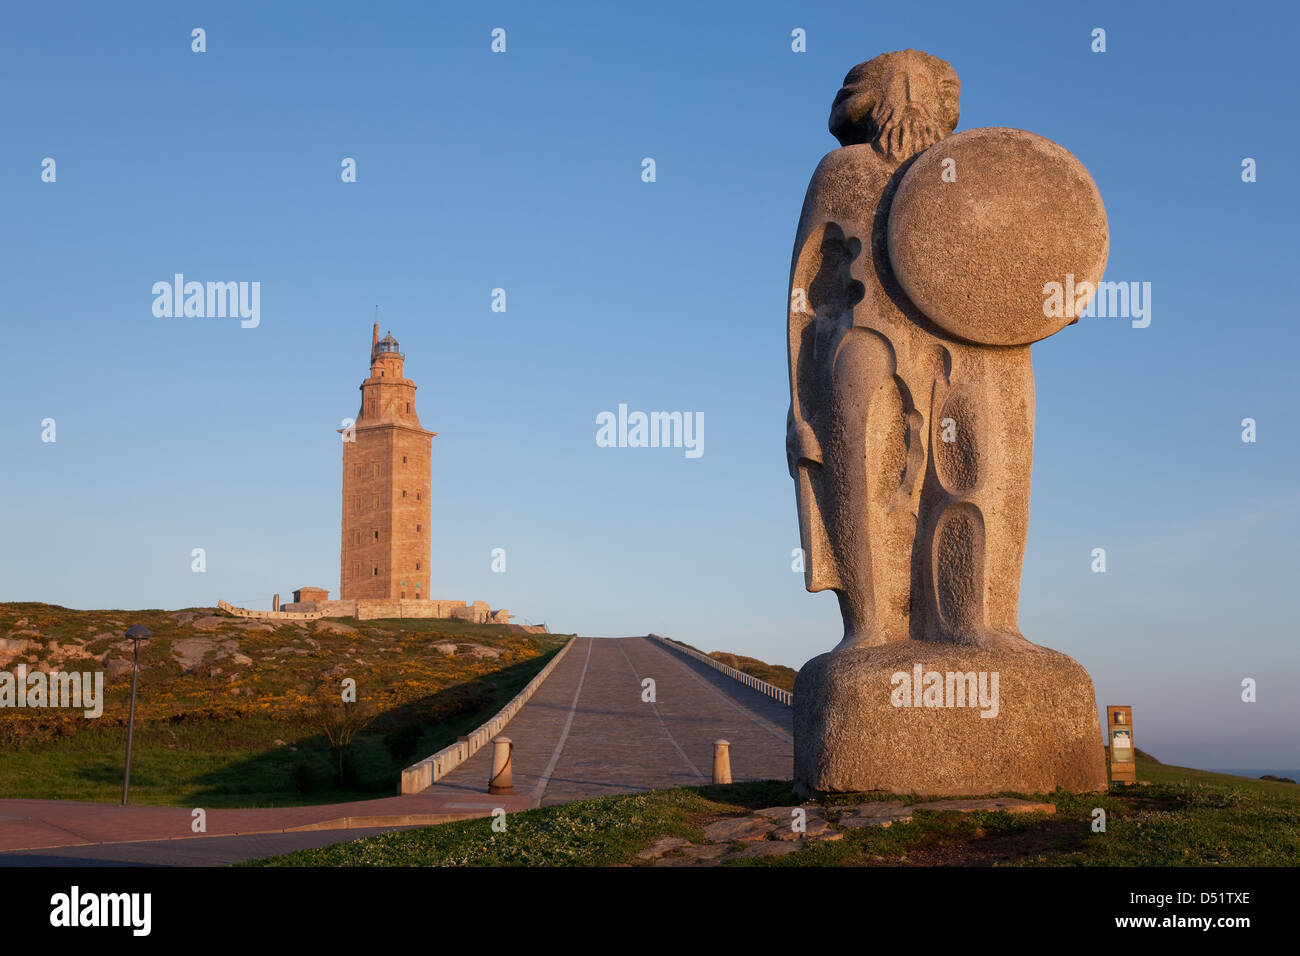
[308,690,373,787]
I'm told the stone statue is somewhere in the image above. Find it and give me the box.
[787,50,1109,795]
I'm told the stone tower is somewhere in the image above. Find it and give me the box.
[339,323,436,601]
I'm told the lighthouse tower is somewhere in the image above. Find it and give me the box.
[339,323,436,600]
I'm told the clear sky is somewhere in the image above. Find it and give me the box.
[2,0,1296,772]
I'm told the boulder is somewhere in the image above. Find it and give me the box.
[171,637,236,672]
[104,658,135,682]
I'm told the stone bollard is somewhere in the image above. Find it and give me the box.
[489,736,514,794]
[713,739,732,785]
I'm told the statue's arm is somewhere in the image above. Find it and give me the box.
[786,161,836,475]
[787,224,826,478]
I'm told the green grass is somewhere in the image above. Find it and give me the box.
[243,788,722,866]
[0,643,566,808]
[244,756,1300,866]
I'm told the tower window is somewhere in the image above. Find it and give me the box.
[373,567,378,576]
[402,456,407,464]
[405,402,410,413]
[402,490,406,498]
[401,591,405,599]
[416,562,420,570]
[416,492,421,501]
[416,524,421,533]
[373,530,379,540]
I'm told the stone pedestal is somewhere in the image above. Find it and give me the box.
[794,639,1107,796]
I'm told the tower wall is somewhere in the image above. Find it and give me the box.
[340,327,435,601]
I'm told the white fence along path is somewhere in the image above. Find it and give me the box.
[649,634,793,706]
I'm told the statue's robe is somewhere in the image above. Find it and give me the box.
[786,143,1035,649]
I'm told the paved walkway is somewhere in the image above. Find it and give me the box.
[0,636,792,859]
[0,827,421,867]
[427,636,792,807]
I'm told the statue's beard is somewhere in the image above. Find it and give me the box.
[869,103,946,163]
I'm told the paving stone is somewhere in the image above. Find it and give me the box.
[636,836,691,861]
[682,842,731,860]
[755,805,821,821]
[837,800,910,815]
[910,798,1056,815]
[724,840,805,861]
[773,815,830,840]
[654,843,731,866]
[703,816,776,843]
[840,806,914,829]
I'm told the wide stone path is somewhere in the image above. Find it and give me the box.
[0,636,792,862]
[426,636,793,807]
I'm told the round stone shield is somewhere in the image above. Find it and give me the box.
[886,127,1108,346]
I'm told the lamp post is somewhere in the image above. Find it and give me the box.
[121,625,151,806]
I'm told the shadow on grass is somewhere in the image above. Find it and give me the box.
[172,651,562,806]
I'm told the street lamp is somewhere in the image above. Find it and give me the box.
[121,625,151,806]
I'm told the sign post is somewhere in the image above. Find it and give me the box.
[1106,705,1136,786]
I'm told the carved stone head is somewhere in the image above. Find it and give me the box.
[828,49,960,162]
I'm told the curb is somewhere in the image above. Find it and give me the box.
[399,637,577,794]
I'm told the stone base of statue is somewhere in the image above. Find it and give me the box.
[793,638,1107,796]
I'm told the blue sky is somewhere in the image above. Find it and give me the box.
[2,0,1296,771]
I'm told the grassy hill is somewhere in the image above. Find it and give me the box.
[0,602,569,806]
[248,753,1300,867]
[662,637,799,691]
